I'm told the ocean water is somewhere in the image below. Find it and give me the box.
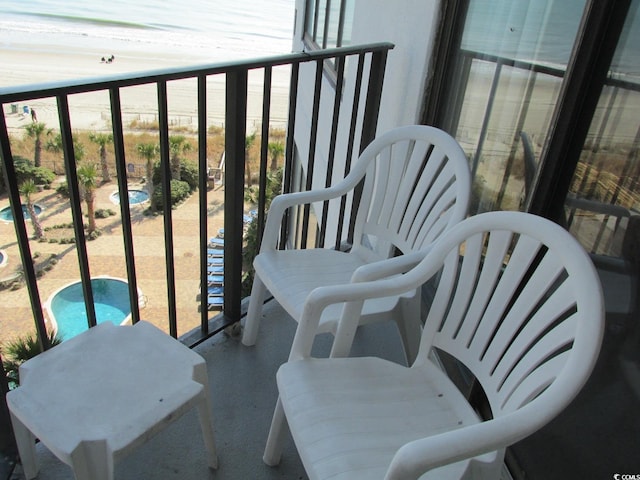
[0,0,295,61]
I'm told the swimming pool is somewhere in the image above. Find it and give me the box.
[0,250,6,268]
[109,189,150,205]
[0,204,43,222]
[45,277,142,341]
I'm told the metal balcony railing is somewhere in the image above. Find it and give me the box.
[0,42,393,360]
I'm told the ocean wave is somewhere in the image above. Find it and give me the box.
[24,12,154,30]
[0,17,290,59]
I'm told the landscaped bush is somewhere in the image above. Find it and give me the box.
[1,156,56,191]
[56,182,70,197]
[152,180,191,210]
[179,161,199,191]
[151,161,198,192]
[31,166,56,187]
[1,330,63,388]
[95,208,116,218]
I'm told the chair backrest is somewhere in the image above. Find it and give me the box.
[417,211,604,421]
[351,125,471,261]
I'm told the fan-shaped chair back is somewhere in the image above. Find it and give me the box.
[351,125,471,262]
[418,211,604,419]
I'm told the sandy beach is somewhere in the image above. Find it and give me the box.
[1,44,292,132]
[0,44,291,346]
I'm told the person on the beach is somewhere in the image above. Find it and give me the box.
[31,109,37,122]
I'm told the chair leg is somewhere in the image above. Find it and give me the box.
[263,398,287,466]
[10,414,38,480]
[242,274,266,346]
[397,294,422,366]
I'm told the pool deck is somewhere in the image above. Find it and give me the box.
[0,179,227,344]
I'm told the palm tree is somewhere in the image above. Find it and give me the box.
[19,179,45,240]
[77,163,99,234]
[46,133,86,169]
[2,330,63,388]
[89,132,113,183]
[245,132,257,185]
[136,142,159,211]
[169,135,191,181]
[24,122,51,168]
[268,141,284,172]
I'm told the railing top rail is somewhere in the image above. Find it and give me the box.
[460,48,640,92]
[0,42,395,103]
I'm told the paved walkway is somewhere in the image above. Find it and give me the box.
[0,180,227,344]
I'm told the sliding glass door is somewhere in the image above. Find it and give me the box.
[429,0,640,477]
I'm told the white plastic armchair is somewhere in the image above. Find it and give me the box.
[264,211,604,479]
[242,125,471,362]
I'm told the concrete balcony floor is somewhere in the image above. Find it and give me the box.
[9,299,407,480]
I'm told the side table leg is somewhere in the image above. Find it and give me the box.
[193,362,217,469]
[9,413,39,480]
[70,439,114,480]
[197,394,218,469]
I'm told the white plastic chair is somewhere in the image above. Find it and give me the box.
[264,211,604,479]
[242,125,471,362]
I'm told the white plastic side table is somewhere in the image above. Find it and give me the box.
[7,321,217,480]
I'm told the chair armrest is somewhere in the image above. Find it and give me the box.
[384,406,545,480]
[351,249,429,282]
[288,254,442,360]
[260,159,371,252]
[259,184,351,252]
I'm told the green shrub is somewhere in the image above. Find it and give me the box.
[179,161,199,191]
[9,157,55,187]
[152,161,199,192]
[13,156,35,185]
[56,182,70,198]
[32,166,55,186]
[152,180,191,210]
[95,208,116,219]
[1,330,63,388]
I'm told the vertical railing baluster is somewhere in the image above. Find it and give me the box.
[348,48,388,244]
[225,69,248,322]
[301,59,325,248]
[257,66,273,248]
[496,71,538,208]
[110,87,141,324]
[319,54,346,248]
[0,113,49,350]
[58,94,97,329]
[471,60,503,178]
[279,61,300,250]
[157,80,178,337]
[198,74,210,335]
[336,52,366,249]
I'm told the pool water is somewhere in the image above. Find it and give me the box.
[110,189,150,205]
[0,204,42,222]
[49,278,134,340]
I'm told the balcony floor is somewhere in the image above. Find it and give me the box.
[9,299,407,480]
